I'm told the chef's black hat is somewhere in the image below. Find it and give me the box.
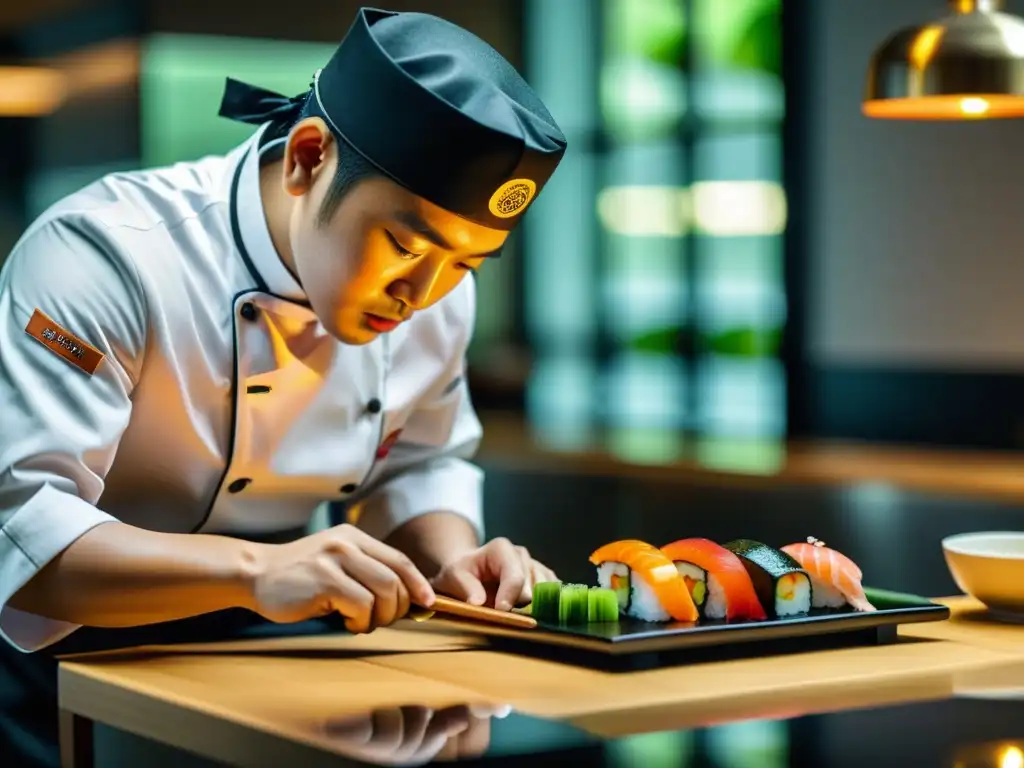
[219,7,567,231]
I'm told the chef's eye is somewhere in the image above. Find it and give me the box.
[384,231,422,259]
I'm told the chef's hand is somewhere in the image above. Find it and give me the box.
[430,537,559,611]
[249,524,435,633]
[320,703,508,766]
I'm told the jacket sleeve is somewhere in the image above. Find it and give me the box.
[354,278,485,543]
[0,219,147,652]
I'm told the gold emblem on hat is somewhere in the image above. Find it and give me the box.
[489,178,537,218]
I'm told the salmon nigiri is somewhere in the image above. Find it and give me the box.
[661,538,768,621]
[590,539,699,622]
[780,537,876,612]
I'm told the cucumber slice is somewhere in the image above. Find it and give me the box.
[558,583,590,624]
[588,587,620,623]
[531,581,562,623]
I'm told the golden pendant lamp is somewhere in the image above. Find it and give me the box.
[863,0,1024,119]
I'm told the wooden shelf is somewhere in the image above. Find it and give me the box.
[475,411,1024,503]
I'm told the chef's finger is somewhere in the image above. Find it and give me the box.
[456,715,492,758]
[368,707,404,752]
[432,707,490,762]
[322,713,374,744]
[532,562,559,589]
[468,703,513,719]
[345,530,435,607]
[338,547,407,628]
[431,705,472,736]
[516,546,534,604]
[433,567,487,606]
[423,706,471,760]
[319,558,376,633]
[487,539,525,612]
[390,706,432,761]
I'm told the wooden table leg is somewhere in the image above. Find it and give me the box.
[59,709,94,768]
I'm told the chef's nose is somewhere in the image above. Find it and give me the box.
[388,259,443,309]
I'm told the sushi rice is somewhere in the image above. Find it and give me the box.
[704,574,729,620]
[596,561,674,622]
[808,579,847,609]
[775,572,813,617]
[683,570,752,621]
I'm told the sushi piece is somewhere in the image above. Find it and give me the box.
[661,538,768,621]
[781,537,876,613]
[589,539,699,623]
[723,539,812,618]
[587,587,620,623]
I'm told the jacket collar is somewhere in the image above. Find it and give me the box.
[230,124,307,303]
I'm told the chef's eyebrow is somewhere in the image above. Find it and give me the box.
[393,210,503,258]
[394,210,454,251]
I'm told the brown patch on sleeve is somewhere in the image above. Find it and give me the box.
[24,308,105,376]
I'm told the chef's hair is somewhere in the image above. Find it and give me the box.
[269,101,382,228]
[316,132,381,228]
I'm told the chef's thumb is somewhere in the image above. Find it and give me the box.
[436,569,487,606]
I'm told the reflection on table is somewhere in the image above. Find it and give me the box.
[78,688,1024,767]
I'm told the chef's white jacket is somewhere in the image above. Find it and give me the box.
[0,124,485,652]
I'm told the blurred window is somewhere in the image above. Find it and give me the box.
[522,0,786,470]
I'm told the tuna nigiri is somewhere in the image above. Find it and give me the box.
[661,538,768,621]
[590,539,699,623]
[780,537,876,613]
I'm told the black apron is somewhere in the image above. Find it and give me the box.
[0,519,349,768]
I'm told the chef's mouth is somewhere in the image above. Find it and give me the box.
[364,313,403,332]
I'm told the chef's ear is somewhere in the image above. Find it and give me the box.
[283,117,334,197]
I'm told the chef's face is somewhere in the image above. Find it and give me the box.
[281,119,508,345]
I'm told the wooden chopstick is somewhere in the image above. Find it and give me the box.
[416,595,537,630]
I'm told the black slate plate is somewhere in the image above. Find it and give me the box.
[435,587,949,656]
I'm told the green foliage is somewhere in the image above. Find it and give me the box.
[626,324,783,358]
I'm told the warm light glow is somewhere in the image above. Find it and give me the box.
[0,66,67,116]
[597,182,787,238]
[0,38,139,117]
[959,96,991,115]
[1002,746,1024,768]
[908,25,944,70]
[863,93,1024,119]
[55,38,139,95]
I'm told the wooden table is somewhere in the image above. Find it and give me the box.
[57,596,1024,768]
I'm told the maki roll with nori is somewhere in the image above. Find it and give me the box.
[723,539,812,618]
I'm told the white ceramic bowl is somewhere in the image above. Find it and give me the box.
[942,531,1024,622]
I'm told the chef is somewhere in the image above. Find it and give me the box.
[0,7,566,766]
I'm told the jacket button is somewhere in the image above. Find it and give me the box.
[367,398,382,414]
[340,483,357,494]
[228,478,251,493]
[240,302,257,321]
